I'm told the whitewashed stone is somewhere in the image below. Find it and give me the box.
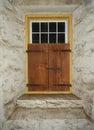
[16,94,82,109]
[0,0,82,120]
[9,0,83,6]
[4,119,94,130]
[0,0,25,119]
[0,86,6,130]
[73,0,94,120]
[0,0,94,124]
[91,93,94,120]
[4,106,94,130]
[9,107,87,120]
[3,103,94,130]
[17,99,82,109]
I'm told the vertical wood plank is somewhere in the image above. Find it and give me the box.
[49,44,71,91]
[28,44,48,91]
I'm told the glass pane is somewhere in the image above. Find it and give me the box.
[58,22,65,32]
[41,22,48,32]
[32,34,39,43]
[58,34,65,43]
[32,22,39,32]
[41,34,48,43]
[49,22,56,32]
[49,34,56,43]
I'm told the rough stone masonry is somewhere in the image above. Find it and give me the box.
[0,0,94,129]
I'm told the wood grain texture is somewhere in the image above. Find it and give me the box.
[49,44,70,91]
[28,44,71,92]
[25,14,72,93]
[28,44,48,91]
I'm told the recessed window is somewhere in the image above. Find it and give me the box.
[30,21,68,44]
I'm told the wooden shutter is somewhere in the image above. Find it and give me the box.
[48,44,71,91]
[27,44,48,91]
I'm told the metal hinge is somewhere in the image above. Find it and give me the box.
[27,84,44,87]
[54,84,71,87]
[53,49,71,52]
[26,50,44,53]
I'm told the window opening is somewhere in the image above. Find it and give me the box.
[30,21,68,44]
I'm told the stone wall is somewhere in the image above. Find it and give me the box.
[0,0,25,121]
[73,0,94,120]
[0,1,74,127]
[0,0,79,122]
[0,0,94,126]
[9,0,83,6]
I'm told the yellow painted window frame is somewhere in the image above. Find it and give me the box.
[25,14,72,94]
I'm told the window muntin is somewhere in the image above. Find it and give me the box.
[30,21,68,44]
